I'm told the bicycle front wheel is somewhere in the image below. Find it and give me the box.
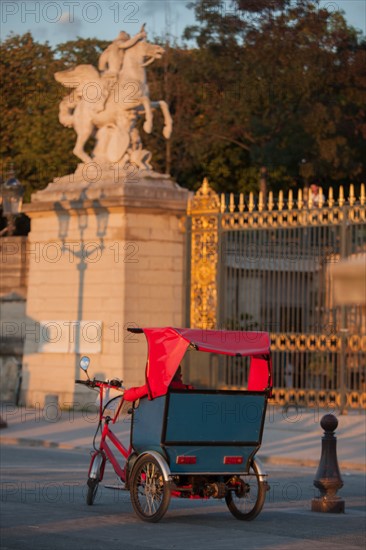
[130,454,170,522]
[86,452,104,506]
[86,478,99,505]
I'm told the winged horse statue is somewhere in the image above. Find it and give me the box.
[54,26,172,170]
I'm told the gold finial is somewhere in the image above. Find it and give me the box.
[349,184,355,206]
[278,190,284,211]
[338,185,345,206]
[297,189,303,209]
[308,189,313,208]
[248,192,254,212]
[288,190,294,210]
[190,177,220,213]
[360,183,365,205]
[318,186,324,208]
[220,193,226,213]
[229,193,235,213]
[258,191,264,212]
[328,187,334,207]
[268,191,274,211]
[202,177,210,194]
[239,193,244,213]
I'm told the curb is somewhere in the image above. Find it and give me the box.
[1,436,365,473]
[259,455,366,473]
[0,436,84,451]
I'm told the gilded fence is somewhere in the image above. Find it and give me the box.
[187,179,366,410]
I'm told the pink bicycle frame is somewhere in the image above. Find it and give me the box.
[88,382,132,483]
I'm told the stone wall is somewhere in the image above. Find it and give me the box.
[22,174,189,407]
[0,237,29,402]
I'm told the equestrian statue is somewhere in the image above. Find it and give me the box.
[54,25,172,172]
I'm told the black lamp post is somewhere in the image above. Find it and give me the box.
[0,168,24,236]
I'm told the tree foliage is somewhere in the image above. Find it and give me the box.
[178,0,366,191]
[1,0,365,200]
[56,37,109,68]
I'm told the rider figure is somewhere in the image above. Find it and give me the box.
[98,28,147,76]
[169,366,193,390]
[123,366,191,402]
[97,27,147,117]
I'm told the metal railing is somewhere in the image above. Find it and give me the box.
[187,180,366,410]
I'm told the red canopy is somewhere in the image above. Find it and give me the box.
[131,328,271,399]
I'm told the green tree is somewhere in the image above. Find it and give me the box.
[56,37,109,68]
[177,0,366,192]
[0,33,77,199]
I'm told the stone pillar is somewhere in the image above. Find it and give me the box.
[22,170,188,407]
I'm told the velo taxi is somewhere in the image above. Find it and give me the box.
[75,327,273,522]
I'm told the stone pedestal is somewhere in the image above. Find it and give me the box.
[22,168,188,407]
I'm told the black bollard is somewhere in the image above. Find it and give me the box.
[311,414,345,513]
[0,416,7,429]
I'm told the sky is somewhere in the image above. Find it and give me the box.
[0,0,365,47]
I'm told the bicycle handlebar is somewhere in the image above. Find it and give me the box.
[75,379,124,391]
[127,327,144,334]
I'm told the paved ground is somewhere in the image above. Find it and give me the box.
[1,402,365,549]
[1,445,365,550]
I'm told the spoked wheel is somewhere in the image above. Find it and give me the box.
[225,459,267,521]
[130,454,171,522]
[86,452,104,505]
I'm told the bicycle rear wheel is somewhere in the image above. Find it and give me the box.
[130,454,170,522]
[225,459,267,520]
